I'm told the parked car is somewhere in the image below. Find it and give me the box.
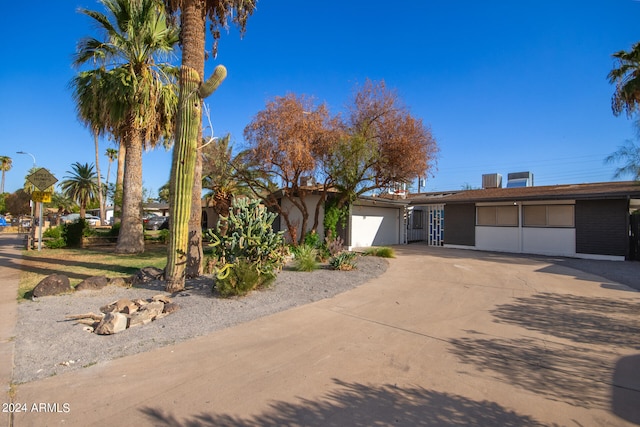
[142,212,158,227]
[60,213,101,226]
[144,215,169,230]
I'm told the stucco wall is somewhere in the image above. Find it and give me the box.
[279,195,325,243]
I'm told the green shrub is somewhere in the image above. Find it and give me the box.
[330,251,358,271]
[62,220,86,247]
[44,238,66,249]
[293,244,319,272]
[303,231,322,249]
[323,200,349,238]
[158,229,169,244]
[363,246,395,258]
[206,198,286,296]
[109,222,121,236]
[215,258,275,298]
[43,226,62,239]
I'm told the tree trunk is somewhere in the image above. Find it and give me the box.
[115,129,144,254]
[114,141,126,222]
[186,147,204,278]
[93,132,106,226]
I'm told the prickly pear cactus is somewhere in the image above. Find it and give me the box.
[206,198,286,281]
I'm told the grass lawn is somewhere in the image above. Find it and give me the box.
[18,245,167,300]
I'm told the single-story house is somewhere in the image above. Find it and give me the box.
[269,188,408,248]
[409,181,640,261]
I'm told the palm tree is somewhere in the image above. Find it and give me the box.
[73,0,179,254]
[50,192,76,216]
[202,134,252,216]
[609,41,640,120]
[60,163,100,218]
[0,156,12,194]
[104,147,118,203]
[70,70,108,225]
[163,0,256,291]
[605,139,640,180]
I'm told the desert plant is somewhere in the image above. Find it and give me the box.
[325,235,344,257]
[363,246,396,258]
[215,258,275,298]
[206,198,286,295]
[329,251,357,271]
[293,244,319,272]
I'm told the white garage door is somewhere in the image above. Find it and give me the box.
[351,205,400,247]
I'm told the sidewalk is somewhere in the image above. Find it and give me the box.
[0,234,23,427]
[8,245,640,426]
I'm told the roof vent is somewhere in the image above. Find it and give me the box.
[482,173,502,189]
[506,172,534,188]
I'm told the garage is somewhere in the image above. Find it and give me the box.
[349,199,406,248]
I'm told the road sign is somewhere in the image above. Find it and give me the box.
[26,168,58,191]
[32,191,52,203]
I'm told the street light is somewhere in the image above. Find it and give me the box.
[16,151,36,167]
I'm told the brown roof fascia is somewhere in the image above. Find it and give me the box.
[437,181,640,204]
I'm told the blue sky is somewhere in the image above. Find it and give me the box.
[1,1,640,197]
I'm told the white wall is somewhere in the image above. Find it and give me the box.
[475,226,577,257]
[350,205,402,247]
[522,228,576,257]
[475,227,520,253]
[279,195,325,243]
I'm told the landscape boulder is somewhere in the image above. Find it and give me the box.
[94,312,128,335]
[100,298,138,314]
[67,295,178,334]
[32,274,72,298]
[108,277,130,288]
[75,275,109,291]
[128,301,164,328]
[131,267,164,285]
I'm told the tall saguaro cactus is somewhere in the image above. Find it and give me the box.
[166,64,227,292]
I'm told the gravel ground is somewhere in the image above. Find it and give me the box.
[13,256,388,384]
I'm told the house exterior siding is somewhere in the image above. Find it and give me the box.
[443,203,475,246]
[575,199,629,258]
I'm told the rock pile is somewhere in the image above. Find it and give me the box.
[30,267,178,335]
[31,267,165,298]
[66,294,180,335]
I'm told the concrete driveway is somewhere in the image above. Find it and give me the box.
[9,244,640,426]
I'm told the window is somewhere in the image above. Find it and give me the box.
[523,205,574,227]
[477,206,518,226]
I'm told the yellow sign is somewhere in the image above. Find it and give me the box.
[32,191,52,203]
[26,168,58,191]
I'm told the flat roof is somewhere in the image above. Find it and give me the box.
[410,181,640,204]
